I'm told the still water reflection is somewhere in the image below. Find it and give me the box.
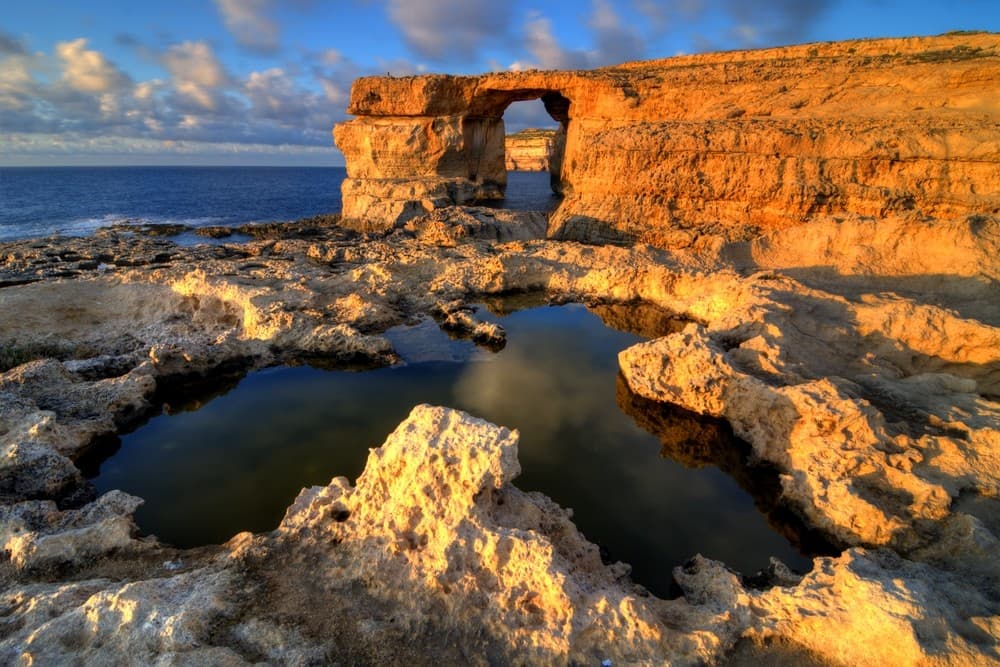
[90,302,818,597]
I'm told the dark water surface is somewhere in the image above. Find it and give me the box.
[0,167,556,240]
[89,302,816,597]
[495,171,562,213]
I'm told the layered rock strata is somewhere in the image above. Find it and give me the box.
[334,33,1000,243]
[504,128,557,171]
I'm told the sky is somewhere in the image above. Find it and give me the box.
[1,0,997,166]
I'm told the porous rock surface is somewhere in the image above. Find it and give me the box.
[1,209,997,665]
[336,33,1000,245]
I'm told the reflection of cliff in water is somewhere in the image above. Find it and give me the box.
[476,292,691,340]
[616,374,841,560]
[587,301,690,339]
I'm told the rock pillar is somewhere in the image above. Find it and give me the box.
[334,79,509,231]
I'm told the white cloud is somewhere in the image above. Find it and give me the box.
[320,79,346,105]
[162,41,228,88]
[517,2,645,72]
[0,54,35,110]
[0,131,342,166]
[161,41,230,111]
[213,0,280,53]
[56,38,130,94]
[98,92,119,117]
[521,13,592,70]
[133,79,164,103]
[320,49,342,67]
[588,0,646,65]
[245,67,312,121]
[387,0,508,60]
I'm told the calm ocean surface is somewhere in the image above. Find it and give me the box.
[0,167,557,241]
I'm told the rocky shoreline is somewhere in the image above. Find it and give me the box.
[1,205,998,664]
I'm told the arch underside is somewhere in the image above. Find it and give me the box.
[334,87,573,230]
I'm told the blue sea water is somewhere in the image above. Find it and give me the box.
[0,167,557,241]
[0,166,345,241]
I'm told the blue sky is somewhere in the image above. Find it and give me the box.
[1,0,997,166]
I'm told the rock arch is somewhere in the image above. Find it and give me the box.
[333,80,577,231]
[334,34,1000,245]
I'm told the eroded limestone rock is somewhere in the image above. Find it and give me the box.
[1,201,998,663]
[1,490,144,570]
[4,403,995,665]
[336,34,1000,244]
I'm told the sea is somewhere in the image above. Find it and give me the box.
[0,167,558,241]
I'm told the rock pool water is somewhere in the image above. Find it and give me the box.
[89,301,821,597]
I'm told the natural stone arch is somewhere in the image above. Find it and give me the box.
[335,35,1000,242]
[463,89,571,197]
[333,75,582,231]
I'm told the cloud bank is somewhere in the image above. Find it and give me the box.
[0,0,845,163]
[0,35,364,164]
[386,0,510,60]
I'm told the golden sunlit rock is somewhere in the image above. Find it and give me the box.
[336,33,1000,244]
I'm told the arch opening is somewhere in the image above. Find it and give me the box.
[462,89,571,211]
[497,99,563,212]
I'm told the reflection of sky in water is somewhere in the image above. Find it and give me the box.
[92,303,812,597]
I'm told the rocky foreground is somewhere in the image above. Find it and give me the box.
[0,205,997,665]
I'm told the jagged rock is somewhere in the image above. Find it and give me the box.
[0,567,243,665]
[1,440,82,503]
[618,307,1000,553]
[434,301,506,349]
[4,404,995,665]
[403,206,547,245]
[750,548,1000,666]
[1,490,143,569]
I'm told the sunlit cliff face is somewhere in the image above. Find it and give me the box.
[336,34,1000,246]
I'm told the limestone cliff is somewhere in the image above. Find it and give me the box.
[334,33,1000,243]
[505,128,557,171]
